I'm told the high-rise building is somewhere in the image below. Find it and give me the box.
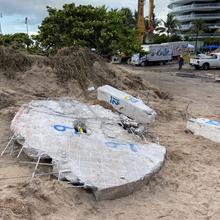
[168,0,220,38]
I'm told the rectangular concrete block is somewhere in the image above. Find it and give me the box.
[97,85,156,124]
[187,118,220,143]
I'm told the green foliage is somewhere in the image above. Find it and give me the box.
[153,34,182,44]
[204,37,220,45]
[191,19,206,53]
[36,4,141,56]
[0,33,33,49]
[157,14,180,36]
[192,19,206,35]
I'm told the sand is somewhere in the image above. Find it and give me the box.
[0,47,220,219]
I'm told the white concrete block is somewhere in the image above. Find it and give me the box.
[97,85,156,124]
[187,118,220,143]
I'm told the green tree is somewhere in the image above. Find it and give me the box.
[157,14,180,36]
[36,4,140,56]
[10,33,33,48]
[153,33,182,44]
[121,8,136,29]
[0,33,33,49]
[192,19,206,54]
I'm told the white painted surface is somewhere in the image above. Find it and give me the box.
[187,118,220,143]
[97,85,156,124]
[11,99,166,200]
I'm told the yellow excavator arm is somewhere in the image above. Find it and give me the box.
[137,0,154,44]
[137,0,145,44]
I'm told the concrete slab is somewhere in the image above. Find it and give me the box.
[187,118,220,144]
[11,99,166,200]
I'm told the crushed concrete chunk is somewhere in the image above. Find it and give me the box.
[97,85,156,124]
[11,99,166,200]
[187,118,220,143]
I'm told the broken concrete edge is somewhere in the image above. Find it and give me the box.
[15,137,166,201]
[13,140,166,201]
[187,118,220,144]
[94,155,166,201]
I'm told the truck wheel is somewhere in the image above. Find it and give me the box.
[202,63,209,70]
[194,65,200,70]
[141,62,145,67]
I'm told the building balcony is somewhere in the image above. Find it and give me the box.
[180,23,220,31]
[170,3,220,14]
[168,0,218,9]
[176,13,220,22]
[191,33,220,38]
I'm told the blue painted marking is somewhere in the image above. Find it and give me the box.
[110,96,120,106]
[106,141,138,153]
[128,96,139,104]
[54,125,72,132]
[206,120,220,127]
[53,125,79,136]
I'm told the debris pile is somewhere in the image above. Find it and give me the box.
[0,46,168,201]
[10,98,166,200]
[52,46,149,92]
[0,46,168,103]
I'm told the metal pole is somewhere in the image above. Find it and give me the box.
[25,17,29,35]
[17,145,25,158]
[31,154,42,180]
[0,13,2,35]
[0,134,16,157]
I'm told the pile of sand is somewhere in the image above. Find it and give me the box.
[0,46,32,79]
[0,46,168,108]
[52,45,148,91]
[0,90,15,110]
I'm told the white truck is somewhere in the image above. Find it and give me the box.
[131,44,172,66]
[190,53,220,70]
[162,41,189,58]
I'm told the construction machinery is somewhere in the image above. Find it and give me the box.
[137,0,145,44]
[147,0,154,44]
[137,0,155,44]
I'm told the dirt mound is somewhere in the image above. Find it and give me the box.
[0,47,32,79]
[0,90,15,110]
[53,46,148,91]
[0,45,169,108]
[0,179,93,220]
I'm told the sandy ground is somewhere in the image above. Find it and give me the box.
[0,62,220,220]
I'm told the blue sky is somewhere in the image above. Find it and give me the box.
[0,0,169,35]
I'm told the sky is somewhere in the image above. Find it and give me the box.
[0,0,169,35]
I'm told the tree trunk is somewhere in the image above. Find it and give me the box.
[195,32,199,55]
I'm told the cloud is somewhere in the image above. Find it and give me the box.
[0,0,169,33]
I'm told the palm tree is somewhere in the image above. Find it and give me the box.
[192,19,206,54]
[157,14,180,36]
[145,17,162,31]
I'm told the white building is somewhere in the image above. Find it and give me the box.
[168,0,220,38]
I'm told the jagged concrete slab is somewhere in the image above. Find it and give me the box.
[187,118,220,144]
[11,99,166,200]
